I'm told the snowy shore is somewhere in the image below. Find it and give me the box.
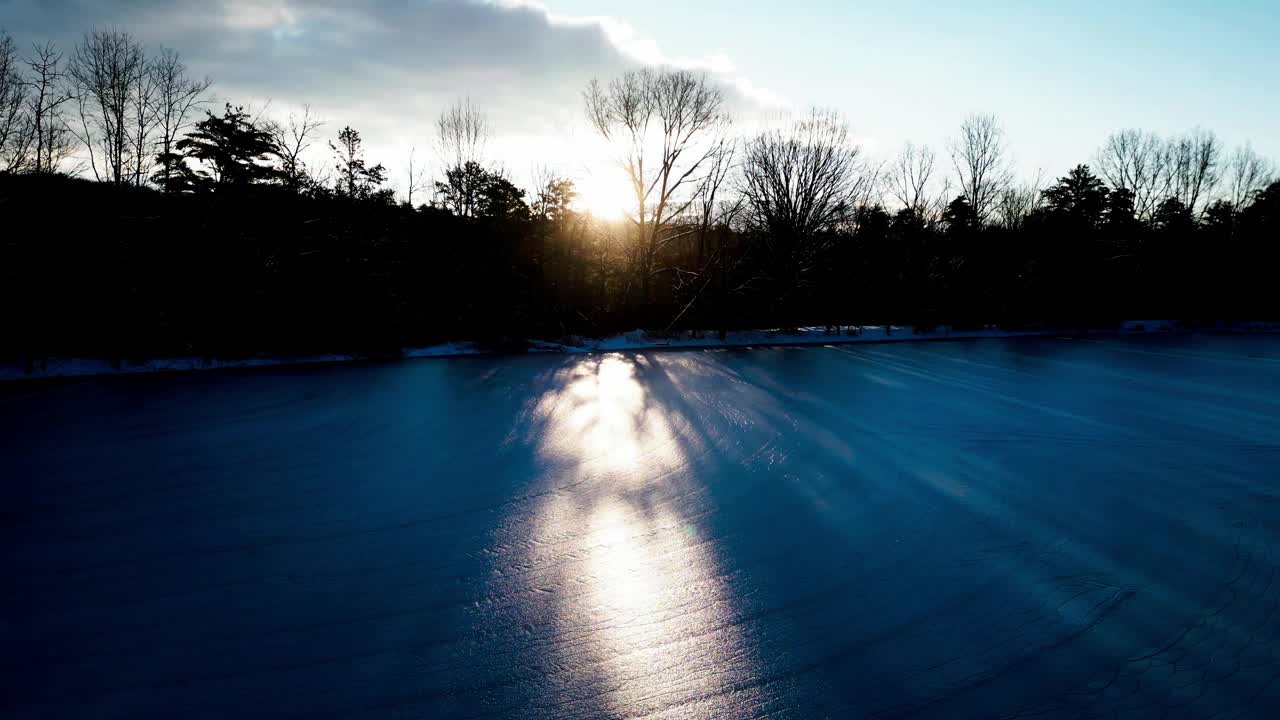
[0,319,1248,382]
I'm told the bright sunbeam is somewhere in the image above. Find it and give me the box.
[541,355,677,478]
[515,354,761,717]
[587,501,658,621]
[575,178,633,220]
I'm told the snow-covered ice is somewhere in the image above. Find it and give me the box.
[3,335,1280,718]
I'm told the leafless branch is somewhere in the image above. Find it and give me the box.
[584,68,729,309]
[887,141,935,213]
[947,113,1013,224]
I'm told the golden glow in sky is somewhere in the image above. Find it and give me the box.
[575,178,634,219]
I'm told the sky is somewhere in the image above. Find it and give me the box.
[3,0,1277,211]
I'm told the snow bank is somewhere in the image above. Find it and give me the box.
[1199,320,1280,334]
[1119,320,1176,333]
[564,325,1061,353]
[1,342,483,383]
[0,322,1201,382]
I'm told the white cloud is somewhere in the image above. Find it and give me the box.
[4,0,782,199]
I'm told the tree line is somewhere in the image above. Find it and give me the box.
[2,28,1277,361]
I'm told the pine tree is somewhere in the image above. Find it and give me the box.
[173,104,282,188]
[330,126,386,200]
[1042,164,1109,228]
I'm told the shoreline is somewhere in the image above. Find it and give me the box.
[4,320,1269,383]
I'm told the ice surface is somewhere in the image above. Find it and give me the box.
[3,335,1280,718]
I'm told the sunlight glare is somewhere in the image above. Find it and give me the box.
[576,178,633,220]
[513,354,762,716]
[541,355,673,478]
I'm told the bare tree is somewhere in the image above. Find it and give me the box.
[1224,143,1273,212]
[1095,129,1170,221]
[996,172,1044,230]
[68,29,148,184]
[22,42,76,174]
[584,68,728,309]
[665,138,740,333]
[739,109,872,293]
[0,30,32,172]
[947,113,1013,224]
[529,164,558,219]
[923,176,956,228]
[436,97,488,169]
[270,104,323,191]
[125,52,159,185]
[1164,127,1222,215]
[695,139,740,246]
[405,145,429,206]
[150,47,210,188]
[888,141,935,212]
[434,97,489,216]
[855,159,886,215]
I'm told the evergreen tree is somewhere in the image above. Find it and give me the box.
[533,178,576,222]
[435,160,488,217]
[477,174,529,221]
[1043,164,1109,228]
[943,196,980,233]
[174,104,282,188]
[1152,198,1195,233]
[330,126,386,200]
[1103,188,1138,231]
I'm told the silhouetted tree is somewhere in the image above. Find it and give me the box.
[68,29,148,185]
[1102,187,1141,241]
[435,160,488,216]
[1043,165,1109,228]
[532,175,576,222]
[173,104,280,189]
[1203,200,1236,236]
[739,109,871,315]
[943,196,980,233]
[0,30,32,172]
[432,161,526,219]
[948,113,1013,224]
[268,104,322,192]
[330,125,386,200]
[404,145,428,207]
[23,42,74,174]
[477,173,528,220]
[1152,197,1194,233]
[996,181,1041,230]
[888,141,936,213]
[1096,129,1169,220]
[1164,128,1222,215]
[585,68,728,316]
[435,98,489,217]
[670,138,739,334]
[1225,143,1274,212]
[1242,180,1280,223]
[150,48,209,191]
[7,22,1280,360]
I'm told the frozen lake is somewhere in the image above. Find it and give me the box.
[4,336,1280,719]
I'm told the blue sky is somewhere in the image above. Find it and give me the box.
[4,0,1275,201]
[546,0,1279,178]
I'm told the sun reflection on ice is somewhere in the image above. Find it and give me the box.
[537,355,681,480]
[516,354,762,717]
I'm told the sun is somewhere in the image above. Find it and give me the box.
[574,172,634,220]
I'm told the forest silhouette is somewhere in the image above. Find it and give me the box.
[2,28,1277,361]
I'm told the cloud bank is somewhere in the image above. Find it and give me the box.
[2,0,777,196]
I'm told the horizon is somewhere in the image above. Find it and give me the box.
[3,0,1276,209]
